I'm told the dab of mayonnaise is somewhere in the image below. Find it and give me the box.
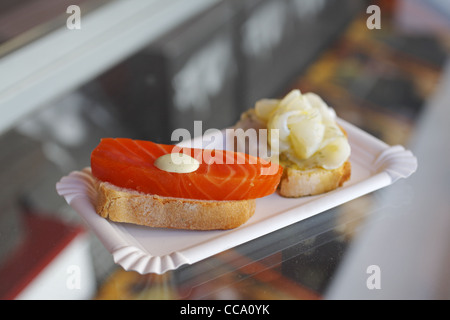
[154,153,200,173]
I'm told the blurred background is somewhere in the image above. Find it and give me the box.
[0,0,449,300]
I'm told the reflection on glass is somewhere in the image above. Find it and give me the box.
[0,0,110,58]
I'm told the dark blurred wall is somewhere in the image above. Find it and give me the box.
[82,0,362,143]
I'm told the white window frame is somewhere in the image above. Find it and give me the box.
[0,0,219,135]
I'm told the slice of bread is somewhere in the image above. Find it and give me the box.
[278,160,351,197]
[93,178,256,230]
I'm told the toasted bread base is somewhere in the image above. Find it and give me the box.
[278,160,351,197]
[93,179,256,230]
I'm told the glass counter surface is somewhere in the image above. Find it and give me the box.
[93,194,375,300]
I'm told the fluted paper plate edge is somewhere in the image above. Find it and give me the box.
[56,168,191,274]
[373,145,418,183]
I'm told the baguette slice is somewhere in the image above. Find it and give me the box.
[93,177,256,230]
[278,160,351,197]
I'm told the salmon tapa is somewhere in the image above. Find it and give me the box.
[91,138,283,201]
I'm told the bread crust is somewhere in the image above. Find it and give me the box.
[278,161,351,197]
[93,178,255,230]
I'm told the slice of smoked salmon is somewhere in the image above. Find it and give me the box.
[91,138,283,201]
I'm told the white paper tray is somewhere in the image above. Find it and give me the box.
[56,118,417,274]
